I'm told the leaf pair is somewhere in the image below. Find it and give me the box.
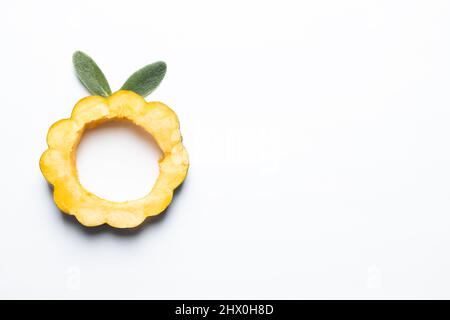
[73,51,166,98]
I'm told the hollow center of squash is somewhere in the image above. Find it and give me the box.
[76,120,162,202]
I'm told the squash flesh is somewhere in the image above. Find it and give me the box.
[40,90,189,228]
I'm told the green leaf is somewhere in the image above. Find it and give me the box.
[73,51,112,97]
[121,61,167,97]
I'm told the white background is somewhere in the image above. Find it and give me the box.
[1,0,450,299]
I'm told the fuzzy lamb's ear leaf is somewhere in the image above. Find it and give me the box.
[73,51,112,97]
[121,61,167,97]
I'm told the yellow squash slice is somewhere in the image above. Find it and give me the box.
[40,52,189,228]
